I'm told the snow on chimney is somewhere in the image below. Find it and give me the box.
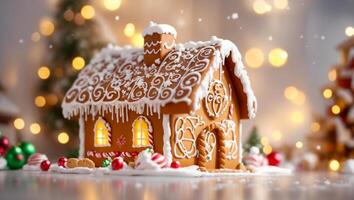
[142,22,176,66]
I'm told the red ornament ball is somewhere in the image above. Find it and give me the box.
[266,151,282,166]
[40,160,51,171]
[170,160,181,169]
[0,136,10,151]
[111,157,124,171]
[57,156,67,167]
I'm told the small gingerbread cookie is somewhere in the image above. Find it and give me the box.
[66,158,79,168]
[77,158,95,168]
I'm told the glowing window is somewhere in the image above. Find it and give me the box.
[133,116,152,148]
[94,117,111,147]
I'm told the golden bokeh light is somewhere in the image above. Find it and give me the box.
[34,96,46,107]
[31,32,41,42]
[323,88,333,99]
[103,0,121,11]
[345,26,354,37]
[39,18,55,36]
[72,56,85,70]
[37,66,50,80]
[261,137,269,145]
[131,33,144,47]
[331,105,341,115]
[253,0,272,15]
[124,23,136,37]
[290,111,304,124]
[295,141,303,149]
[328,69,337,81]
[311,122,321,132]
[268,48,288,67]
[329,159,340,171]
[284,86,298,101]
[81,5,95,20]
[13,118,25,130]
[58,132,70,144]
[245,48,264,68]
[273,0,288,10]
[271,130,282,141]
[263,145,273,155]
[30,123,41,134]
[293,91,306,106]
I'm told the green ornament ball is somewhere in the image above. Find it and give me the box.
[5,146,26,170]
[101,159,111,168]
[19,142,36,161]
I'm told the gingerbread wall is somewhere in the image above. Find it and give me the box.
[83,111,165,166]
[169,61,242,170]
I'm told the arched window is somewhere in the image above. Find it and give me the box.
[132,116,153,148]
[94,117,111,147]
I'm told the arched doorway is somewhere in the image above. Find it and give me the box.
[197,123,226,171]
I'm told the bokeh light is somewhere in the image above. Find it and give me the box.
[72,56,85,70]
[328,69,337,81]
[13,118,25,130]
[295,141,303,149]
[30,123,41,134]
[103,0,121,11]
[34,96,46,107]
[131,33,144,47]
[329,159,340,171]
[263,145,273,155]
[63,9,74,21]
[273,0,288,10]
[284,86,298,101]
[46,94,58,106]
[81,5,95,20]
[311,122,321,132]
[291,111,304,124]
[345,26,354,37]
[124,23,136,37]
[261,137,269,145]
[245,48,264,68]
[323,88,333,99]
[268,48,288,67]
[37,66,50,80]
[31,32,41,42]
[253,0,272,15]
[331,105,341,115]
[39,18,55,36]
[58,132,70,144]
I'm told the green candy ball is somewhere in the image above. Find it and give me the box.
[5,146,26,169]
[19,142,36,161]
[101,159,111,168]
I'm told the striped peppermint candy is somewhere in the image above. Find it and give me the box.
[27,153,48,166]
[151,153,167,168]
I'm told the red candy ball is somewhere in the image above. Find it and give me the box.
[111,157,124,171]
[57,157,67,167]
[40,160,51,171]
[266,151,282,166]
[170,160,181,169]
[0,136,10,151]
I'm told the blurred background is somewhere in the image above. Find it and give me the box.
[0,0,353,171]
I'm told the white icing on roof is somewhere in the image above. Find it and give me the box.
[142,21,177,38]
[62,37,257,120]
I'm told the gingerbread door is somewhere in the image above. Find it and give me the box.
[197,123,226,170]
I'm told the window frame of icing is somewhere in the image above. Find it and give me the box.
[93,117,112,147]
[132,116,153,148]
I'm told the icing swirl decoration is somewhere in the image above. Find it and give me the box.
[205,80,229,118]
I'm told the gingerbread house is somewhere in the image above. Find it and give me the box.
[62,22,257,170]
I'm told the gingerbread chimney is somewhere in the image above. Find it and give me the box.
[142,22,176,66]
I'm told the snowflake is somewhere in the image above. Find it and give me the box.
[116,135,126,148]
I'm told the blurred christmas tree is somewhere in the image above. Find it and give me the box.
[243,127,264,154]
[36,0,105,148]
[306,37,354,170]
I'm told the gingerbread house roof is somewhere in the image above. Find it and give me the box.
[62,31,257,121]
